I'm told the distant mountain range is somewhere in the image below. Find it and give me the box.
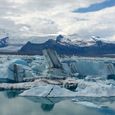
[18,35,115,57]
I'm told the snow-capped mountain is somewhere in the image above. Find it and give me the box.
[18,34,115,57]
[56,34,96,47]
[0,32,9,47]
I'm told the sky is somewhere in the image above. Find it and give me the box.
[0,0,115,40]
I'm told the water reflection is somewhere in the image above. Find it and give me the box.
[4,90,22,98]
[0,91,115,115]
[72,96,115,115]
[41,104,54,112]
[73,96,115,104]
[25,97,56,112]
[24,96,73,112]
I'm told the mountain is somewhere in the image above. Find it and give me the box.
[18,35,115,57]
[0,34,9,47]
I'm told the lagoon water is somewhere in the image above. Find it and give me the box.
[0,55,115,115]
[0,91,115,115]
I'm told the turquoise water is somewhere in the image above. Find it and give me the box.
[0,91,115,115]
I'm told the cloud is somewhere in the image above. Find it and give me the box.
[0,0,115,41]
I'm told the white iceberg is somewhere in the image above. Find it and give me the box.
[76,80,115,97]
[20,85,77,97]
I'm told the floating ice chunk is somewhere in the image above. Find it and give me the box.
[0,65,8,79]
[74,101,101,108]
[31,63,46,75]
[19,79,115,97]
[7,59,34,82]
[76,80,115,97]
[20,85,77,97]
[9,59,28,66]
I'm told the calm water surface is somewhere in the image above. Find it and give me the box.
[0,91,115,115]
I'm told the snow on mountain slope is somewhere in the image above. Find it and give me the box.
[56,34,100,47]
[57,34,115,47]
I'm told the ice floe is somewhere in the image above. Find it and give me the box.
[76,80,115,97]
[20,85,77,97]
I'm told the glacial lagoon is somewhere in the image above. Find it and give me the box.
[0,55,115,115]
[0,91,115,115]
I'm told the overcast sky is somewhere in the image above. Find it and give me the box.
[0,0,115,40]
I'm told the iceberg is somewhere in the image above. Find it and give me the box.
[20,85,77,97]
[62,57,115,78]
[7,59,34,82]
[76,80,115,97]
[20,79,115,98]
[0,33,9,47]
[0,58,34,83]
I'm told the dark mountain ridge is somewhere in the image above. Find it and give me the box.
[18,35,115,57]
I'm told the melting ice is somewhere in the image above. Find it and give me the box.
[0,55,115,98]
